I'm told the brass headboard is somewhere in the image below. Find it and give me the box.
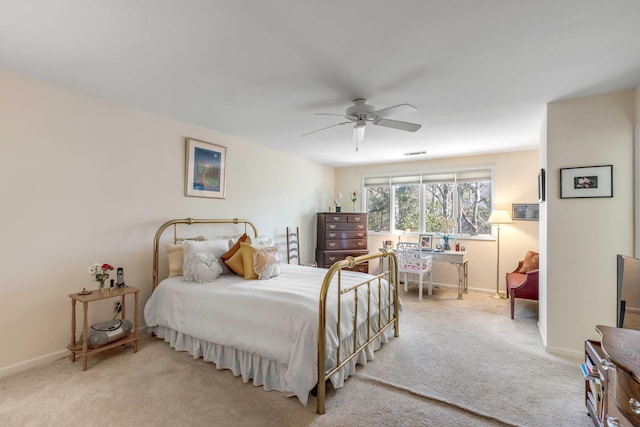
[152,217,259,289]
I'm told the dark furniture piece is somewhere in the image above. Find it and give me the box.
[316,212,368,272]
[505,258,539,319]
[583,326,640,426]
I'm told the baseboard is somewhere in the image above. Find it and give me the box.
[0,349,69,379]
[0,324,149,379]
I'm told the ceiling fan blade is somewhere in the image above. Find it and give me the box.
[372,103,418,118]
[301,121,352,137]
[374,118,422,132]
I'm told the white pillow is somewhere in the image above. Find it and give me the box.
[182,240,228,282]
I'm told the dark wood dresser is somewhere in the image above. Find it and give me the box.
[583,325,640,426]
[316,212,368,272]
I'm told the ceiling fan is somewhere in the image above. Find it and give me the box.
[302,98,422,151]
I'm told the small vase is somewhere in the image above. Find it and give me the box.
[352,201,357,212]
[443,238,451,251]
[98,280,106,292]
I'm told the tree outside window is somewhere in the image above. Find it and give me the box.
[364,169,493,236]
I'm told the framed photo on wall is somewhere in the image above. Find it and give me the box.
[538,168,545,202]
[560,165,612,199]
[185,138,227,199]
[419,234,433,249]
[512,203,539,221]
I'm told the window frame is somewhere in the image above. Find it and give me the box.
[363,167,496,239]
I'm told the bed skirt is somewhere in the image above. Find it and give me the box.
[147,317,393,405]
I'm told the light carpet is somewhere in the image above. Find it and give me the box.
[0,287,592,427]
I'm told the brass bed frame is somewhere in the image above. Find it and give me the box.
[152,218,399,415]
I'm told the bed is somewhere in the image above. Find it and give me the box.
[144,218,400,414]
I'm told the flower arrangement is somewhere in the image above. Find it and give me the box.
[88,263,114,289]
[351,190,359,211]
[436,218,456,249]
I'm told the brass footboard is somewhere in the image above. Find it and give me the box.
[317,249,399,414]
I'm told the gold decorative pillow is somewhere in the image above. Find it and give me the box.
[220,233,249,265]
[240,242,280,280]
[519,251,539,273]
[166,243,184,277]
[224,247,245,276]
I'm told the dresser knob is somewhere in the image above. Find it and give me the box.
[329,233,336,238]
[358,233,364,237]
[332,216,340,221]
[606,415,620,427]
[358,225,364,229]
[354,216,361,221]
[329,224,336,229]
[629,397,640,414]
[358,242,363,247]
[329,243,336,248]
[601,360,617,371]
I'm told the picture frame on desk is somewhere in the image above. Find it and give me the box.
[419,234,433,249]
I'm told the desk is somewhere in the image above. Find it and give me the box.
[423,250,469,299]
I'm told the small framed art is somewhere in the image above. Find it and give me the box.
[185,138,227,199]
[512,203,539,221]
[538,169,545,202]
[560,165,613,199]
[419,234,433,249]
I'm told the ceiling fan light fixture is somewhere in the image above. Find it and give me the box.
[354,119,366,129]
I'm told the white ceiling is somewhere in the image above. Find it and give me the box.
[1,1,640,167]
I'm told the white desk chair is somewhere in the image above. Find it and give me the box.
[396,242,433,300]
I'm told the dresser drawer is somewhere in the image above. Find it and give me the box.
[325,222,367,232]
[614,368,640,424]
[325,230,367,240]
[347,214,366,223]
[325,239,367,250]
[324,214,347,223]
[320,250,368,266]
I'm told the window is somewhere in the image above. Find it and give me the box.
[364,168,493,236]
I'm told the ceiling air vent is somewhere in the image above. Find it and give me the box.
[403,151,427,156]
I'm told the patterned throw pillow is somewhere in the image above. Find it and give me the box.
[240,242,280,280]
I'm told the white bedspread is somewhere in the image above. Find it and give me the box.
[144,263,398,404]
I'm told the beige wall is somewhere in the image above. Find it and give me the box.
[545,89,636,356]
[0,69,334,375]
[335,150,540,293]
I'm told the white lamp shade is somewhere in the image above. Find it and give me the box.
[488,209,512,225]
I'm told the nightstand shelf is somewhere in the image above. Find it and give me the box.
[68,286,139,370]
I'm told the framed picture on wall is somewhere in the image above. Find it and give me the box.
[512,203,540,221]
[538,169,545,202]
[560,165,613,199]
[185,138,227,199]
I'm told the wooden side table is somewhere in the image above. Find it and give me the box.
[68,286,139,370]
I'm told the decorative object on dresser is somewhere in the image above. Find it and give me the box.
[316,212,368,272]
[583,326,640,427]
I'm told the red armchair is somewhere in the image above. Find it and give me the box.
[505,251,539,319]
